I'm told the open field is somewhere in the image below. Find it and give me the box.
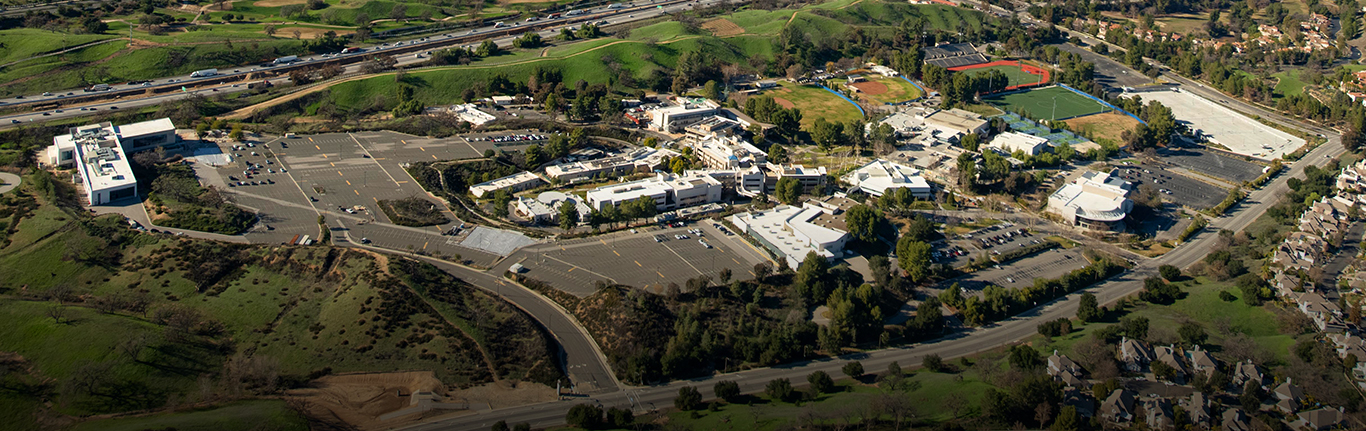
[983,86,1108,121]
[701,18,745,36]
[1272,70,1309,97]
[268,26,356,39]
[850,76,922,105]
[1064,111,1140,144]
[70,400,308,431]
[1126,89,1305,160]
[772,81,864,129]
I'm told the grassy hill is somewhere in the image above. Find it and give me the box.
[0,171,561,429]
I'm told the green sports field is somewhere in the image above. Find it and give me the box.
[965,64,1047,87]
[982,86,1109,121]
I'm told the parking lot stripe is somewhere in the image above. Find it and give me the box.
[346,180,351,186]
[613,250,620,257]
[635,260,642,267]
[658,271,665,278]
[309,137,314,142]
[733,258,741,265]
[419,147,425,151]
[431,155,438,160]
[354,190,359,195]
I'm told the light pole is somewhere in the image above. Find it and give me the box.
[1051,95,1059,123]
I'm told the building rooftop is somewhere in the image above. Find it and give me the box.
[1050,170,1133,222]
[62,124,137,193]
[841,159,931,196]
[114,117,175,138]
[925,109,988,134]
[469,171,542,197]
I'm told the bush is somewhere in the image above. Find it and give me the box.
[923,353,944,372]
[807,370,835,394]
[842,361,864,379]
[1158,264,1181,281]
[1037,318,1073,338]
[1077,292,1102,322]
[1120,316,1148,339]
[713,380,740,402]
[765,378,795,403]
[605,407,633,428]
[1219,290,1237,301]
[1139,277,1181,305]
[675,386,703,411]
[565,404,603,429]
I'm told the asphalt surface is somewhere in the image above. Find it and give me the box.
[942,248,1089,292]
[0,0,733,127]
[1052,42,1153,91]
[1114,163,1227,210]
[1159,147,1265,184]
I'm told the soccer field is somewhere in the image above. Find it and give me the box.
[982,86,1109,121]
[965,65,1047,87]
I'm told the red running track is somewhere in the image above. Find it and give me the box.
[947,60,1050,91]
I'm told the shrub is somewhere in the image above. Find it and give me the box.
[1077,293,1102,322]
[674,386,702,411]
[807,370,835,394]
[765,378,795,403]
[923,353,944,372]
[713,380,740,402]
[841,361,864,379]
[565,404,603,429]
[1158,264,1181,281]
[1037,318,1073,338]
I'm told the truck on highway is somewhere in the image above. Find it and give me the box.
[190,69,218,78]
[272,55,298,65]
[493,21,506,27]
[84,83,110,92]
[607,3,624,8]
[340,47,363,54]
[565,9,586,15]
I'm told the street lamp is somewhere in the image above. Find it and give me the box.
[1051,95,1059,123]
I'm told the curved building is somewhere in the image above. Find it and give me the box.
[1047,170,1133,231]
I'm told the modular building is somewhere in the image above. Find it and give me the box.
[469,171,544,198]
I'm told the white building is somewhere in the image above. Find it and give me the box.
[469,171,544,198]
[685,168,766,197]
[877,108,988,143]
[924,109,989,138]
[730,203,850,268]
[841,159,932,198]
[1047,170,1134,230]
[45,118,178,205]
[989,131,1051,156]
[688,134,767,170]
[647,98,720,132]
[514,191,592,225]
[763,164,827,194]
[432,103,497,126]
[544,147,679,182]
[584,172,723,211]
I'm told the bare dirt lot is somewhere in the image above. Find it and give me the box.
[267,26,356,39]
[701,18,744,36]
[1064,111,1141,145]
[253,0,305,6]
[850,80,888,95]
[287,372,557,430]
[773,97,796,109]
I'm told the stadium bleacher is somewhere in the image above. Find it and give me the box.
[922,43,989,68]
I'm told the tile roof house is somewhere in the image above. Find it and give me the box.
[1231,360,1266,391]
[1182,392,1213,429]
[1274,379,1304,414]
[1120,337,1154,372]
[1101,389,1136,424]
[1184,345,1219,377]
[1297,407,1346,430]
[1142,397,1175,430]
[1222,408,1252,431]
[1328,333,1366,380]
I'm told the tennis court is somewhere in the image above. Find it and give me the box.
[983,86,1109,121]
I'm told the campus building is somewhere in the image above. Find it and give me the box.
[1047,170,1134,230]
[469,171,544,198]
[924,108,990,138]
[544,147,679,182]
[688,134,767,170]
[878,108,988,143]
[730,202,850,268]
[684,168,766,197]
[584,172,723,211]
[988,131,1051,156]
[514,191,592,225]
[44,118,178,205]
[762,164,827,195]
[645,98,720,132]
[840,159,932,198]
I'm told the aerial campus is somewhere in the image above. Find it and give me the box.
[9,0,1366,430]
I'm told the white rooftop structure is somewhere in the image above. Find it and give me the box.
[841,159,932,198]
[469,171,544,198]
[45,118,178,205]
[1048,170,1134,230]
[544,147,679,182]
[430,104,497,126]
[989,131,1052,156]
[514,191,591,225]
[688,134,767,170]
[648,97,720,132]
[730,203,850,268]
[584,171,723,211]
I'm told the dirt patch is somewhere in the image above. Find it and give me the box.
[1063,111,1141,144]
[850,81,888,95]
[269,27,355,39]
[701,18,744,36]
[773,97,796,109]
[286,372,555,430]
[254,0,305,6]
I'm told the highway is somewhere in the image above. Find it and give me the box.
[0,0,727,128]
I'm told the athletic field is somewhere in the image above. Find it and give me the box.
[982,86,1109,121]
[848,76,923,105]
[949,60,1050,90]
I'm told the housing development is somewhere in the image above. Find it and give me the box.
[3,0,1366,429]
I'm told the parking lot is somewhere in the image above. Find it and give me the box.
[1125,89,1304,159]
[1159,147,1265,184]
[1114,163,1227,210]
[940,248,1090,293]
[936,223,1043,267]
[497,222,769,297]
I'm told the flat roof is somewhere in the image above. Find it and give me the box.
[114,118,175,139]
[841,159,931,195]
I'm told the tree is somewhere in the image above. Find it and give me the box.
[923,354,944,372]
[1051,405,1080,431]
[565,404,602,429]
[1159,264,1181,281]
[807,370,835,394]
[476,40,500,57]
[264,25,277,36]
[229,124,244,141]
[837,362,864,382]
[675,386,703,410]
[766,378,795,403]
[605,407,633,428]
[1120,316,1149,339]
[895,237,932,283]
[702,80,721,100]
[491,421,509,431]
[713,380,740,402]
[557,201,581,230]
[1077,292,1101,322]
[1178,322,1207,347]
[844,204,881,243]
[1140,276,1181,304]
[1008,345,1042,370]
[811,118,843,150]
[775,177,802,205]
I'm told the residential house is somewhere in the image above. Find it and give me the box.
[1328,333,1366,380]
[1184,345,1219,378]
[1297,292,1346,333]
[1048,350,1087,387]
[1231,360,1266,391]
[1101,389,1136,424]
[1154,345,1190,383]
[1222,408,1252,431]
[1142,397,1175,430]
[1120,337,1154,372]
[1297,407,1346,430]
[1274,379,1304,414]
[1062,386,1096,418]
[1182,392,1213,429]
[1274,271,1306,297]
